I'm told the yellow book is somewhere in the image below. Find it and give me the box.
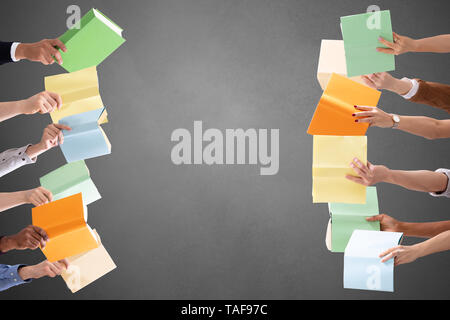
[44,66,108,124]
[313,136,367,204]
[61,229,116,293]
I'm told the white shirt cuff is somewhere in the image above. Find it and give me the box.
[400,78,419,100]
[10,42,21,62]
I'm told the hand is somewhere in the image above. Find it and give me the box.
[5,225,49,251]
[23,187,53,207]
[377,32,416,55]
[361,73,413,95]
[379,245,421,266]
[18,259,69,280]
[353,105,395,128]
[345,158,390,186]
[366,214,402,232]
[15,39,67,65]
[38,123,72,151]
[19,91,63,115]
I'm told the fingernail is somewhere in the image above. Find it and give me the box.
[378,37,382,40]
[352,113,356,116]
[354,105,358,109]
[355,120,358,122]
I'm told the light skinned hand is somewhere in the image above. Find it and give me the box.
[366,214,401,232]
[15,39,67,65]
[19,259,70,280]
[8,225,49,250]
[379,245,421,266]
[39,123,72,151]
[361,72,399,91]
[353,105,394,128]
[23,187,53,207]
[19,91,63,115]
[377,32,416,55]
[345,158,390,186]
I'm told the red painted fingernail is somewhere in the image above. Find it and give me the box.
[355,120,358,122]
[352,114,356,116]
[354,105,358,109]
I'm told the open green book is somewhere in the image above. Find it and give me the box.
[40,160,101,205]
[328,187,380,252]
[58,8,126,72]
[340,10,395,77]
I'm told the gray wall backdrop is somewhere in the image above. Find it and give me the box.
[0,0,449,299]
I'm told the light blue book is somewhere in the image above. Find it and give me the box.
[344,230,403,292]
[59,108,111,163]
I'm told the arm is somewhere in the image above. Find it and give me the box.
[0,124,71,178]
[0,187,53,213]
[367,214,450,238]
[379,230,450,266]
[0,91,62,122]
[361,73,450,114]
[0,260,69,292]
[346,159,449,195]
[353,106,450,140]
[0,41,13,65]
[377,33,450,55]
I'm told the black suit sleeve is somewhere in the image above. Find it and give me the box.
[0,42,13,65]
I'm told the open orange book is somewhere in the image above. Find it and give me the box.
[307,73,381,136]
[32,193,99,262]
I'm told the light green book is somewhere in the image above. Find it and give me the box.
[58,8,126,72]
[329,187,380,252]
[340,10,395,77]
[40,160,101,205]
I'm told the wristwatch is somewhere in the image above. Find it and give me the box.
[391,114,400,129]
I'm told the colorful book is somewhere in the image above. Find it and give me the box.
[44,66,107,124]
[317,40,366,90]
[328,187,380,252]
[61,229,116,293]
[31,193,99,262]
[313,135,367,204]
[58,8,126,73]
[344,230,403,292]
[307,73,381,136]
[59,108,111,163]
[40,160,101,205]
[340,10,395,77]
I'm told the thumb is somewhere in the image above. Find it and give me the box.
[366,214,383,222]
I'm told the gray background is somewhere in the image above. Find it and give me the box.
[0,0,448,299]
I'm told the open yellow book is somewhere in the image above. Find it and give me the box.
[317,40,367,90]
[61,229,116,293]
[313,136,367,204]
[44,66,108,124]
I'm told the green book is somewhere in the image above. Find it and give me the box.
[40,160,101,205]
[340,10,395,77]
[58,8,126,72]
[329,187,380,252]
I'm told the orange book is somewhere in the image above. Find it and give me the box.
[32,193,99,262]
[307,73,381,136]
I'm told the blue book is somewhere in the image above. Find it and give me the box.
[344,230,403,292]
[59,108,111,163]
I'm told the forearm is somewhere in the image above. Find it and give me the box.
[0,100,26,122]
[415,230,450,260]
[413,35,450,53]
[0,191,27,213]
[384,169,448,193]
[398,221,450,238]
[397,116,450,140]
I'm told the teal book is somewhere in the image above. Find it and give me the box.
[59,8,126,72]
[340,10,395,77]
[40,161,101,205]
[59,108,111,163]
[329,187,380,252]
[344,230,403,292]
